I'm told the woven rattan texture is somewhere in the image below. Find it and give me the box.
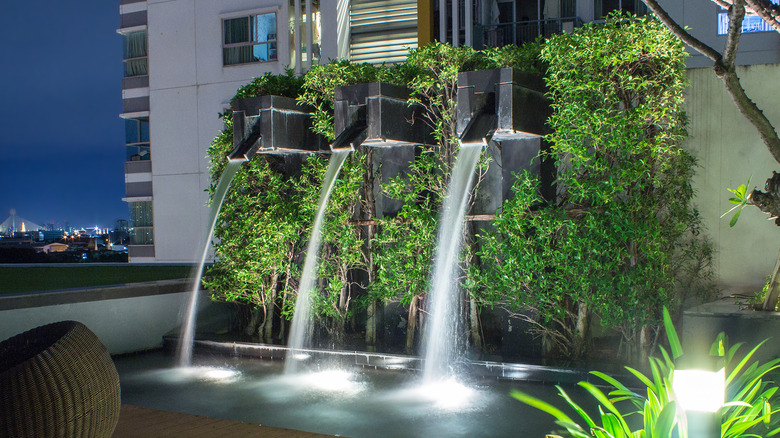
[0,321,121,438]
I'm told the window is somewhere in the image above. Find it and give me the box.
[289,0,322,72]
[349,0,414,64]
[125,118,150,161]
[123,30,148,77]
[718,0,779,35]
[223,13,278,65]
[129,201,153,245]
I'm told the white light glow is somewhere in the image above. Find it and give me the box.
[417,378,476,410]
[673,368,725,412]
[299,370,364,394]
[178,366,241,383]
[292,353,312,361]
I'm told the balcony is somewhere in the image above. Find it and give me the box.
[477,17,583,48]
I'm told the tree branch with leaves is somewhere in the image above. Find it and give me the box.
[642,0,780,310]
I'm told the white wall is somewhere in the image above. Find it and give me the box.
[685,64,780,294]
[0,293,189,354]
[147,0,286,263]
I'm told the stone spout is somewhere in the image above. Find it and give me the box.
[333,82,434,150]
[230,95,328,156]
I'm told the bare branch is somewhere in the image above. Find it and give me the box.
[721,69,780,163]
[641,0,722,61]
[645,0,780,164]
[723,0,746,67]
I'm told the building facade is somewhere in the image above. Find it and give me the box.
[118,0,780,294]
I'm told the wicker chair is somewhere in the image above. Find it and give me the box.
[0,321,121,438]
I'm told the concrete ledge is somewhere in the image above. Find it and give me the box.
[682,299,780,363]
[0,279,192,311]
[170,338,593,385]
[0,280,233,355]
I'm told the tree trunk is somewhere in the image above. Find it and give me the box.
[361,146,379,349]
[263,282,277,342]
[406,295,420,354]
[574,302,591,358]
[639,324,653,364]
[762,249,780,310]
[245,306,261,337]
[366,301,377,352]
[469,295,483,351]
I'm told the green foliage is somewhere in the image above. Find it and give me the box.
[203,151,307,311]
[513,308,780,438]
[475,15,714,358]
[204,30,709,357]
[482,41,547,75]
[722,177,753,227]
[297,60,400,140]
[368,41,542,310]
[233,69,304,102]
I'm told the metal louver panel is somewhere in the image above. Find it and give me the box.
[350,0,418,64]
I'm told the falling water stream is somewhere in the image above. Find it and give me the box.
[285,149,351,374]
[421,142,483,382]
[177,159,246,367]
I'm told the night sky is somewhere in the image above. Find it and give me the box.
[0,2,127,229]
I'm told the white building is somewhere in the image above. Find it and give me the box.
[118,0,780,294]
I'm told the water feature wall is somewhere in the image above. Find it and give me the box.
[421,68,553,381]
[178,96,329,367]
[184,69,552,372]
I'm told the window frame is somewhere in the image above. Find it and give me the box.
[122,30,149,77]
[125,118,151,162]
[222,12,279,66]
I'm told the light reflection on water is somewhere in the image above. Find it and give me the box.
[115,352,576,438]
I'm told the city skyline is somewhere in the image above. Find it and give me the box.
[0,2,128,228]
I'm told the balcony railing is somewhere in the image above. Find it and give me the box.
[477,17,583,48]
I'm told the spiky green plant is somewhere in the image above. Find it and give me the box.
[512,308,780,437]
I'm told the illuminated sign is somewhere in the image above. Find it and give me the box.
[718,1,779,35]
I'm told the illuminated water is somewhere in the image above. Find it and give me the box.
[178,160,246,367]
[116,351,585,438]
[422,143,483,382]
[285,150,351,373]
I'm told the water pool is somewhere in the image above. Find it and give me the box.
[115,350,591,437]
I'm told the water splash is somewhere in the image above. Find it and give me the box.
[285,149,351,374]
[421,142,483,382]
[178,159,245,367]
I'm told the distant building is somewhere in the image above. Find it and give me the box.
[33,242,69,254]
[0,212,42,235]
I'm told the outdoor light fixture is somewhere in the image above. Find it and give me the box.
[673,354,725,438]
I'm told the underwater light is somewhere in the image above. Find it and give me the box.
[201,368,241,381]
[418,378,477,410]
[292,353,312,361]
[177,366,241,383]
[300,370,364,394]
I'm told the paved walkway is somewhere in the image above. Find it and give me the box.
[113,405,340,437]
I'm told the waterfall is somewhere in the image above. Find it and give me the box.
[285,149,351,374]
[421,142,483,382]
[178,159,246,367]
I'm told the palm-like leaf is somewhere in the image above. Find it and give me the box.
[513,306,780,437]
